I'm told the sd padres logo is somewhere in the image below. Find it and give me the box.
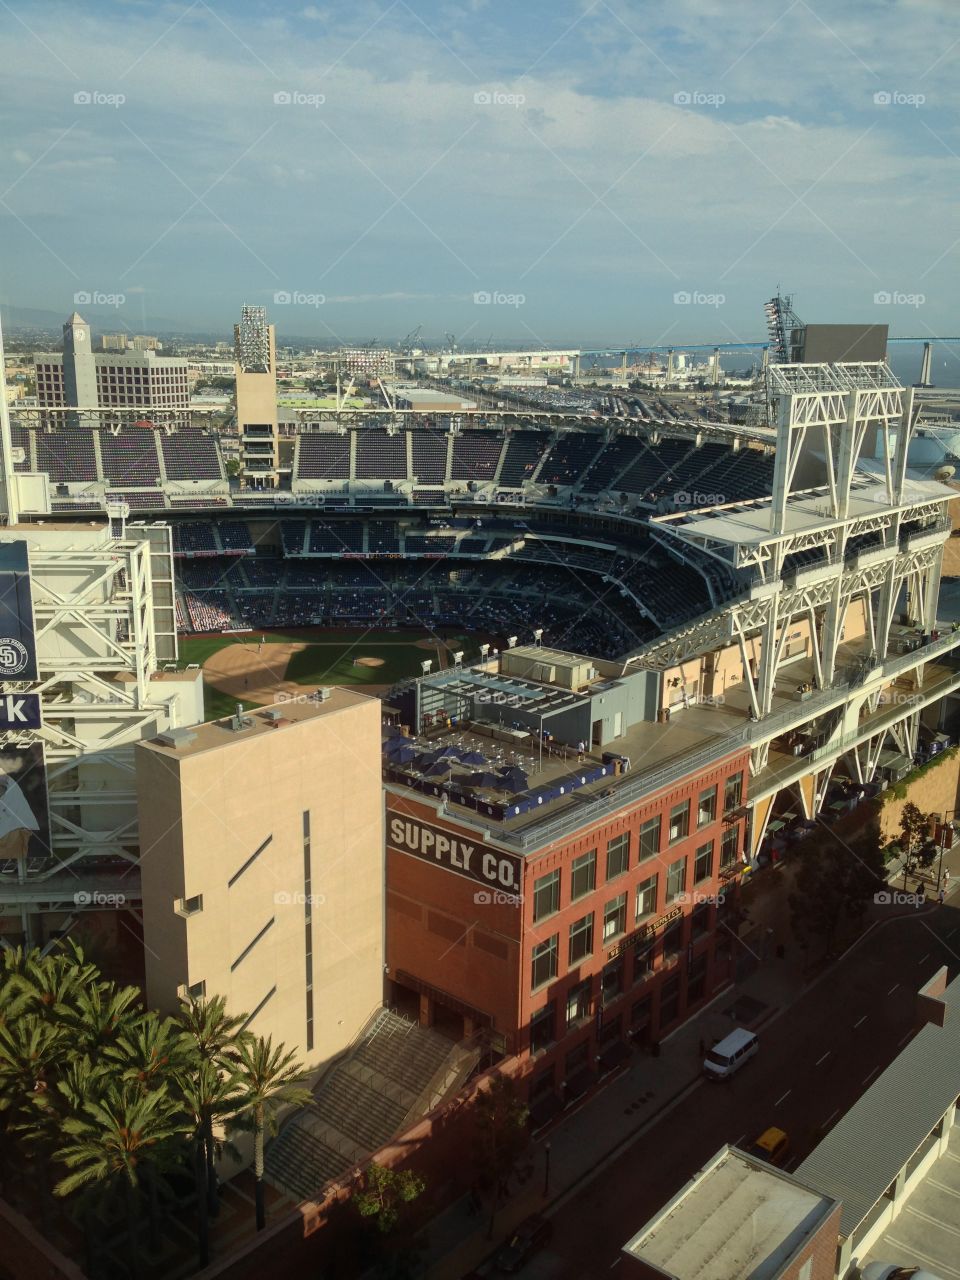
[0,638,29,675]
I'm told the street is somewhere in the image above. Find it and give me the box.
[487,904,960,1279]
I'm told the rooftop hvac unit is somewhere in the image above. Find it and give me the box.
[312,687,332,702]
[261,709,283,722]
[157,727,197,749]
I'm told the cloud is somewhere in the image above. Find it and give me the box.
[0,0,956,339]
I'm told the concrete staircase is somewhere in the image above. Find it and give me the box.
[264,1009,480,1204]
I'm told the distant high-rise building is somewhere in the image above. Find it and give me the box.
[34,313,188,417]
[234,304,279,488]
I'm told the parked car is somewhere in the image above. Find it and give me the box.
[494,1214,553,1273]
[862,1266,944,1280]
[743,1127,789,1165]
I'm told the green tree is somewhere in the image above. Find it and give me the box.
[789,818,886,956]
[173,1056,245,1268]
[179,994,247,1218]
[472,1073,529,1239]
[354,1163,426,1279]
[231,1034,312,1231]
[354,1162,425,1234]
[899,802,930,867]
[54,1082,186,1280]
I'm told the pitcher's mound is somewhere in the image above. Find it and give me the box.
[353,656,385,668]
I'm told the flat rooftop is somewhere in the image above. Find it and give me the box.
[142,687,374,759]
[622,1147,837,1280]
[655,475,953,548]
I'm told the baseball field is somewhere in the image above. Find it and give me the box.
[177,628,469,720]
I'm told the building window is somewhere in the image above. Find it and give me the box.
[691,902,711,941]
[566,978,592,1028]
[694,841,714,884]
[601,956,624,1006]
[721,825,740,869]
[565,1040,590,1079]
[698,786,717,827]
[186,979,206,999]
[668,801,689,844]
[666,857,687,903]
[533,869,561,922]
[687,952,708,1004]
[633,873,659,923]
[570,849,597,901]
[662,919,682,961]
[531,935,559,991]
[530,1002,555,1055]
[606,832,630,880]
[568,913,594,965]
[597,1012,621,1046]
[631,994,652,1030]
[603,892,627,943]
[724,773,743,812]
[176,893,203,917]
[639,816,661,859]
[660,973,681,1028]
[634,938,656,982]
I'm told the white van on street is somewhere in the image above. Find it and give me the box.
[703,1027,758,1080]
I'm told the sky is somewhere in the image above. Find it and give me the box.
[0,0,958,346]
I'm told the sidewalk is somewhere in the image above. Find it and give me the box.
[419,844,960,1280]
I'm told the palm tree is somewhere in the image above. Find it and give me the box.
[173,1057,245,1267]
[69,981,143,1057]
[54,1081,187,1279]
[178,994,247,1217]
[6,941,99,1022]
[109,1011,193,1092]
[232,1035,313,1231]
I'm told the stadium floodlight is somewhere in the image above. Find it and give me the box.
[533,628,543,644]
[507,635,518,648]
[479,643,490,659]
[453,650,464,665]
[420,660,433,675]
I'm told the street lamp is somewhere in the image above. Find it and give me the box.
[543,1141,551,1196]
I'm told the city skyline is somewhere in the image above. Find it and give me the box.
[0,0,957,347]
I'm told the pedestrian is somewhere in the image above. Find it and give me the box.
[945,870,951,891]
[577,740,585,762]
[939,887,946,906]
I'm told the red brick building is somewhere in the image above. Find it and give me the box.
[386,727,749,1117]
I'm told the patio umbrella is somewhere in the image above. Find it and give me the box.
[424,761,453,778]
[500,768,530,792]
[432,745,463,760]
[460,751,487,766]
[386,743,418,765]
[468,770,502,789]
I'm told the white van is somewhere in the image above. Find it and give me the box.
[703,1027,758,1080]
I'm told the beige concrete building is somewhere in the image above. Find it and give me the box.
[136,690,384,1068]
[234,305,280,488]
